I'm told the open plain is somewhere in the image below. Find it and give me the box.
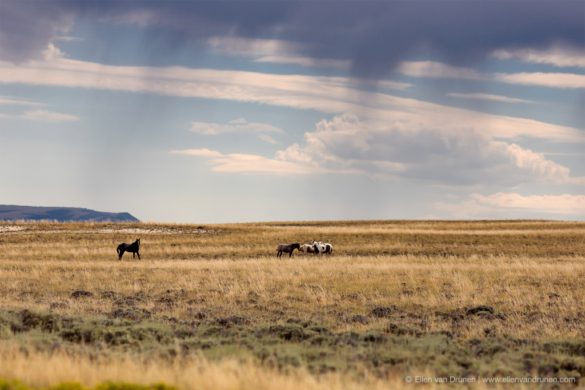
[0,220,583,389]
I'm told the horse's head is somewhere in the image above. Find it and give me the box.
[136,238,141,246]
[292,243,301,250]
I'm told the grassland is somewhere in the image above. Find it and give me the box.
[0,220,583,389]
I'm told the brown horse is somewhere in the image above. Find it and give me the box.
[276,243,301,258]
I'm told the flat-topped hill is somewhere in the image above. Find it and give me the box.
[0,205,139,222]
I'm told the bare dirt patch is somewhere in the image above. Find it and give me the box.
[0,226,26,233]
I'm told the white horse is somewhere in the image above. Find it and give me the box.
[312,241,333,255]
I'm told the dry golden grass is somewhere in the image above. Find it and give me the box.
[0,344,547,390]
[0,255,583,339]
[0,343,384,390]
[0,220,583,389]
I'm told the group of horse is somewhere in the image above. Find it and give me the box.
[276,241,333,258]
[116,238,333,260]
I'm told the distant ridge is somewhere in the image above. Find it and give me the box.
[0,205,139,222]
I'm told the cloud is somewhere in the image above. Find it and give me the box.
[1,1,583,78]
[190,118,283,135]
[161,2,585,78]
[275,114,583,184]
[492,46,585,68]
[171,148,312,174]
[474,193,585,214]
[502,143,584,184]
[208,36,351,70]
[0,1,73,62]
[494,72,585,89]
[189,118,284,144]
[0,55,580,142]
[255,55,351,70]
[21,109,79,123]
[398,61,483,80]
[0,96,79,122]
[399,60,585,89]
[257,134,279,145]
[42,43,66,61]
[54,35,84,43]
[170,148,223,158]
[436,192,585,218]
[0,96,44,107]
[104,8,161,27]
[207,36,299,58]
[173,113,584,186]
[447,92,534,104]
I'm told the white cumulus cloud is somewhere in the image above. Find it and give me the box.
[173,113,584,186]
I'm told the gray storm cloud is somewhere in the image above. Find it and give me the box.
[1,0,583,78]
[0,1,74,62]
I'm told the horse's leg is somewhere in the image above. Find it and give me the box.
[137,250,141,260]
[119,250,124,260]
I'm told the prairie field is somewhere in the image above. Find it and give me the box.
[0,220,583,389]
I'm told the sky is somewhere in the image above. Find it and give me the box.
[0,0,583,223]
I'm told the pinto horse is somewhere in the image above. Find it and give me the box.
[276,243,301,258]
[312,241,333,255]
[117,238,141,260]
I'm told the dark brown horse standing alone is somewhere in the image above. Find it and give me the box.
[276,243,300,258]
[117,238,141,260]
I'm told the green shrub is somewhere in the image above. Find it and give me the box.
[95,383,177,390]
[48,383,88,390]
[0,380,176,390]
[0,379,31,390]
